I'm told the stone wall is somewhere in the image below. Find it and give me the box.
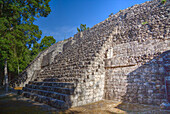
[11,40,68,87]
[37,0,169,106]
[15,0,169,107]
[105,40,169,105]
[104,0,170,105]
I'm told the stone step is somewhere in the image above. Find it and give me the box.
[23,87,71,102]
[25,84,74,95]
[36,75,64,79]
[22,92,69,109]
[37,78,79,82]
[28,81,75,89]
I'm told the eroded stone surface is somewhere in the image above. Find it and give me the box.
[12,0,170,109]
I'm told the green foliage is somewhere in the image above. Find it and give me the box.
[77,24,89,32]
[109,13,113,17]
[161,0,166,4]
[0,0,51,84]
[30,42,40,60]
[40,36,56,51]
[30,36,56,62]
[142,21,148,25]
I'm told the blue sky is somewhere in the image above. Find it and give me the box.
[34,0,148,43]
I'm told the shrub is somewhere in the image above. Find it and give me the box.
[161,0,166,4]
[142,21,148,25]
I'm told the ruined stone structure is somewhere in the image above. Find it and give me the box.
[12,0,170,109]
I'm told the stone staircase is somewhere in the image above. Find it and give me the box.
[35,77,79,82]
[22,78,77,110]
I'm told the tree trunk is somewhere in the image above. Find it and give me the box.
[4,58,8,92]
[18,64,19,75]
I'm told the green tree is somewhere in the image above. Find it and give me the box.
[30,36,56,61]
[30,42,40,60]
[0,0,51,85]
[40,36,56,51]
[77,24,89,32]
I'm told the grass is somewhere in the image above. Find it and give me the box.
[142,21,148,25]
[109,13,113,17]
[63,39,67,41]
[161,0,166,4]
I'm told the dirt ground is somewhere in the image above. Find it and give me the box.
[0,89,170,114]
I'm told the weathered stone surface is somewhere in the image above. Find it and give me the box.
[105,51,170,105]
[12,0,170,109]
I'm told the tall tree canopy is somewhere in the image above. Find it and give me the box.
[77,24,89,32]
[40,36,56,51]
[30,36,56,60]
[0,0,51,84]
